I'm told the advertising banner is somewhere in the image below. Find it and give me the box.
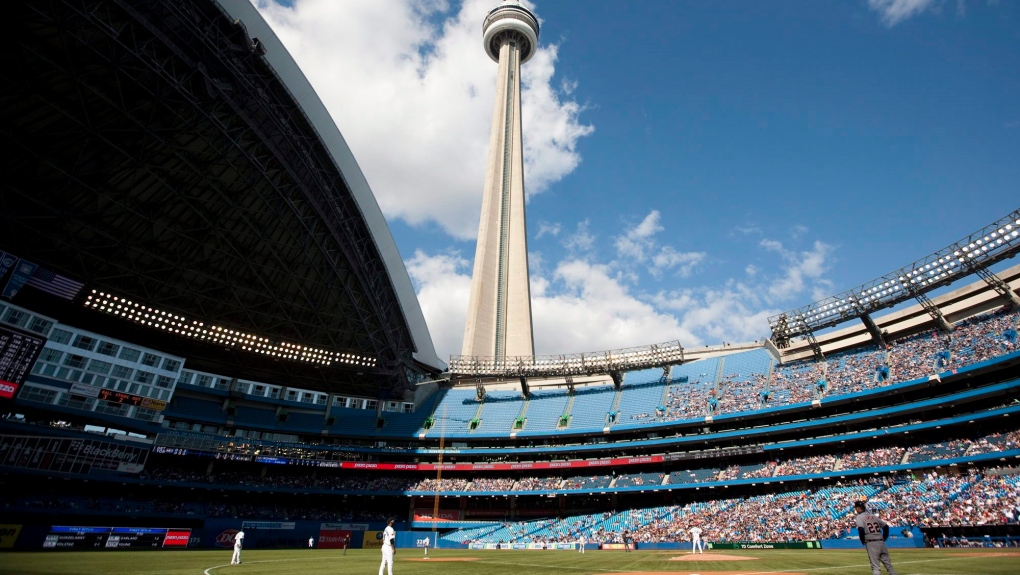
[162,530,191,547]
[467,541,576,550]
[363,530,387,550]
[321,522,368,531]
[215,530,239,548]
[69,383,100,398]
[0,434,148,474]
[0,524,22,548]
[317,530,351,549]
[709,541,821,550]
[241,521,295,530]
[0,382,17,400]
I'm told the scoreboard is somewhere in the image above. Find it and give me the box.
[43,526,191,549]
[0,324,46,399]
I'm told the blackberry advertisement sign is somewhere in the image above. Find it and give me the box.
[0,434,148,474]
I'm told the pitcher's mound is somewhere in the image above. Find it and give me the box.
[669,554,757,561]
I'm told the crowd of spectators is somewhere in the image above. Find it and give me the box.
[717,373,769,415]
[765,308,1018,412]
[133,427,1020,496]
[515,476,564,491]
[773,454,838,477]
[838,447,905,470]
[459,468,1020,545]
[614,472,665,487]
[464,477,516,491]
[10,466,1020,544]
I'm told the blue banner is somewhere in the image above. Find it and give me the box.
[0,252,15,280]
[2,259,37,299]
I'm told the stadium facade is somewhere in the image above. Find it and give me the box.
[1,0,1019,554]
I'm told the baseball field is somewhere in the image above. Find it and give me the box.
[2,547,1018,575]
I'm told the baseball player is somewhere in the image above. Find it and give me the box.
[423,534,429,559]
[379,518,396,575]
[854,501,898,575]
[308,536,314,548]
[230,529,244,565]
[578,533,586,553]
[689,525,704,554]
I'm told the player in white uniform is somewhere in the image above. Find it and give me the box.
[230,529,244,564]
[578,533,586,553]
[423,534,429,558]
[379,518,396,575]
[308,536,314,548]
[689,525,704,554]
[854,501,898,575]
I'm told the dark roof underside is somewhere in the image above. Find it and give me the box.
[1,0,419,395]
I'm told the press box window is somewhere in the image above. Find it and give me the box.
[96,341,120,357]
[63,354,88,369]
[50,328,73,345]
[71,335,96,352]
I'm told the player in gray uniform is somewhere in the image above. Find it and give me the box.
[854,501,898,575]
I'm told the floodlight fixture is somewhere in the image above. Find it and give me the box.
[769,208,1020,343]
[84,290,377,369]
[448,340,684,379]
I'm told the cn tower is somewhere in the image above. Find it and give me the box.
[461,2,540,359]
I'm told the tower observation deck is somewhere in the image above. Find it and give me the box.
[462,2,540,359]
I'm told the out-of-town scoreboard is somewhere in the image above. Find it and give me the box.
[42,526,191,549]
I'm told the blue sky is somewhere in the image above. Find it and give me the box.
[255,0,1020,360]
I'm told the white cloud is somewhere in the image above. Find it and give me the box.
[563,219,596,253]
[405,250,473,360]
[631,211,665,239]
[759,239,836,303]
[409,229,834,359]
[614,210,705,278]
[532,260,697,353]
[615,210,663,262]
[868,0,938,26]
[407,250,697,358]
[535,221,561,239]
[651,247,706,278]
[655,283,776,345]
[254,0,592,240]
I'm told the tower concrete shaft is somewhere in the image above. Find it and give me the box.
[462,3,539,359]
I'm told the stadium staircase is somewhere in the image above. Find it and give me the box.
[471,400,484,433]
[559,393,576,429]
[514,396,530,432]
[658,381,671,420]
[608,387,623,426]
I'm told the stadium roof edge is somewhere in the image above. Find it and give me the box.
[214,0,442,371]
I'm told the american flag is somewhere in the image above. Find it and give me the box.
[26,267,84,300]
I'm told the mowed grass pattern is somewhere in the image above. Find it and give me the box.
[1,548,1019,575]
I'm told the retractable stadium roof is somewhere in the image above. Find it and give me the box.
[1,0,441,396]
